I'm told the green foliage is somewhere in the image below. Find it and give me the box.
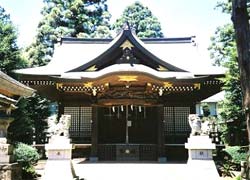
[235,175,242,180]
[0,6,27,76]
[201,103,211,117]
[8,94,50,144]
[216,146,247,177]
[8,98,33,144]
[0,6,51,145]
[24,0,111,66]
[14,143,40,179]
[209,5,247,146]
[224,146,248,164]
[27,94,50,144]
[112,1,164,38]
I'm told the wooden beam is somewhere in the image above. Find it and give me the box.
[157,105,166,162]
[90,105,98,162]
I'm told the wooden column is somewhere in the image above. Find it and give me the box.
[190,103,196,114]
[157,105,166,162]
[58,102,64,117]
[90,105,98,162]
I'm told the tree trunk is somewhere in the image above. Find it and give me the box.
[232,0,250,179]
[232,0,250,145]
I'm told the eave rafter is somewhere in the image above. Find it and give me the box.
[146,79,223,96]
[55,82,109,97]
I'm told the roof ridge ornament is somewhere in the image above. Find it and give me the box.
[123,22,130,30]
[123,22,136,34]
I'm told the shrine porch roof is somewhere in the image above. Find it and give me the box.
[15,28,225,77]
[0,71,35,97]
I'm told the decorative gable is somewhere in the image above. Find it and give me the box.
[68,26,187,73]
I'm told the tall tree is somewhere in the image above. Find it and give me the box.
[231,0,250,178]
[0,5,51,145]
[112,1,164,38]
[8,98,33,144]
[8,94,51,144]
[231,0,250,146]
[24,0,111,66]
[0,6,27,76]
[209,23,247,145]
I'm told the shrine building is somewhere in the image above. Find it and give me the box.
[15,26,224,162]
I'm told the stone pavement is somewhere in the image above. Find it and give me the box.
[72,159,220,180]
[42,160,74,180]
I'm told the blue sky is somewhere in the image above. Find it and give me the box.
[0,0,230,62]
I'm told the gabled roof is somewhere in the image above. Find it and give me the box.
[68,26,187,73]
[15,25,224,78]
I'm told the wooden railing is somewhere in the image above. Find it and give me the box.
[98,144,157,161]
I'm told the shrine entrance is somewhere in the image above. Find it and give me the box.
[98,105,157,144]
[96,105,160,161]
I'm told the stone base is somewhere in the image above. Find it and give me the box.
[89,157,98,162]
[0,155,14,164]
[45,136,72,160]
[158,157,167,163]
[0,144,13,156]
[0,163,22,180]
[45,149,72,160]
[185,136,215,161]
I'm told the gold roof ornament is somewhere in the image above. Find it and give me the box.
[118,75,138,82]
[104,82,109,87]
[120,40,134,50]
[147,83,152,87]
[85,65,97,72]
[157,65,168,71]
[194,83,201,90]
[56,83,63,90]
[163,82,173,88]
[83,82,93,88]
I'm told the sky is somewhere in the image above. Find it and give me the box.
[0,0,230,63]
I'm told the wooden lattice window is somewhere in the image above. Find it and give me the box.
[64,107,79,137]
[164,106,190,135]
[163,107,174,135]
[174,107,190,132]
[64,106,92,138]
[80,107,92,137]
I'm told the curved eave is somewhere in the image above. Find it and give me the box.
[0,71,35,97]
[49,71,219,84]
[68,29,187,73]
[0,94,17,104]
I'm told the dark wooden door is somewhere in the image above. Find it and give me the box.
[98,106,126,143]
[128,106,158,144]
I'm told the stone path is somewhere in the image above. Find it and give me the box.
[72,159,220,180]
[42,160,74,180]
[37,159,220,180]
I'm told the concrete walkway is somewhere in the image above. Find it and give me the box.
[72,159,220,180]
[42,160,74,180]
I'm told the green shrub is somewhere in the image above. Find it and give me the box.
[224,146,247,164]
[14,143,40,179]
[235,175,242,180]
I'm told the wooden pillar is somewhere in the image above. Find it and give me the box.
[90,105,98,162]
[58,102,64,117]
[190,103,196,114]
[157,105,166,162]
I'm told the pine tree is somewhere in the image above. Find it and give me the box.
[112,1,164,38]
[0,6,27,76]
[0,5,51,144]
[8,98,33,144]
[24,0,111,66]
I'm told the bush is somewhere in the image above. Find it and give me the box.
[14,143,40,179]
[224,146,247,164]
